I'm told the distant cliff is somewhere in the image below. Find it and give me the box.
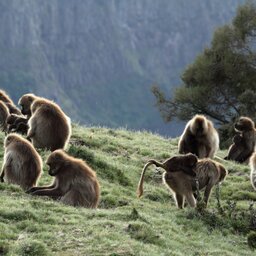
[0,0,245,135]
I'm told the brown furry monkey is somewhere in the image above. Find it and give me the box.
[0,101,10,132]
[0,134,42,190]
[250,153,256,191]
[27,98,71,151]
[178,115,219,158]
[137,156,227,209]
[18,93,39,117]
[27,150,100,208]
[225,117,256,163]
[6,114,28,134]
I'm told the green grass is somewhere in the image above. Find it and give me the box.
[0,124,255,255]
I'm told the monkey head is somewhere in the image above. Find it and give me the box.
[234,117,255,132]
[190,115,208,136]
[165,153,198,176]
[18,93,37,116]
[0,90,12,103]
[6,114,18,125]
[30,99,47,114]
[4,134,21,147]
[46,150,67,176]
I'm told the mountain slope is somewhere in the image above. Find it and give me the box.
[0,125,255,255]
[0,0,246,135]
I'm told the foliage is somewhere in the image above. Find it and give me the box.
[152,2,256,145]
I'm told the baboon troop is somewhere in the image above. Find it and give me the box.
[0,89,255,212]
[178,115,219,158]
[27,150,100,208]
[137,154,227,208]
[0,134,42,190]
[225,117,256,163]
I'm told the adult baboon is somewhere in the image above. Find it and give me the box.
[178,115,219,158]
[0,134,42,190]
[27,99,71,151]
[27,150,100,208]
[0,101,10,132]
[250,153,256,191]
[225,117,256,163]
[137,156,227,208]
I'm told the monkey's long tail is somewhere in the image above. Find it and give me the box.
[137,160,164,198]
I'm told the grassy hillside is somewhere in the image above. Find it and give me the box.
[0,124,255,255]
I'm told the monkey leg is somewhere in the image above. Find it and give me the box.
[26,183,56,194]
[175,193,184,209]
[203,183,214,206]
[185,193,196,208]
[31,188,63,198]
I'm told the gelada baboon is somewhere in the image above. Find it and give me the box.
[27,150,100,208]
[27,99,71,151]
[18,93,38,117]
[0,101,10,132]
[0,134,42,190]
[137,155,227,209]
[178,115,219,158]
[250,153,256,191]
[0,90,21,115]
[224,117,256,163]
[6,114,28,135]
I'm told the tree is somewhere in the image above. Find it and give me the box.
[152,2,256,145]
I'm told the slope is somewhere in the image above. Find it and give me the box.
[0,125,255,255]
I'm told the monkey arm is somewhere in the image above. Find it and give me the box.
[0,169,4,182]
[31,187,64,198]
[26,183,56,194]
[0,156,13,182]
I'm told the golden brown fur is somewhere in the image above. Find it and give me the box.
[137,157,227,209]
[0,134,42,190]
[0,101,10,132]
[225,117,256,163]
[27,99,71,151]
[27,150,100,208]
[0,90,14,104]
[18,93,39,117]
[250,153,256,191]
[178,115,219,158]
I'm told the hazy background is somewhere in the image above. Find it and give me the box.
[0,0,246,137]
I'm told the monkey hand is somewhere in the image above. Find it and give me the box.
[26,187,37,194]
[0,176,4,183]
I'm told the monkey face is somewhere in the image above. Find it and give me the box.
[190,116,207,136]
[18,94,36,116]
[46,150,66,176]
[235,117,255,132]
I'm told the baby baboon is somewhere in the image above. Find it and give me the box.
[250,153,256,191]
[27,99,71,151]
[0,101,10,132]
[137,156,227,209]
[6,114,28,134]
[224,117,256,163]
[18,93,38,117]
[178,115,219,158]
[0,134,42,190]
[27,150,100,208]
